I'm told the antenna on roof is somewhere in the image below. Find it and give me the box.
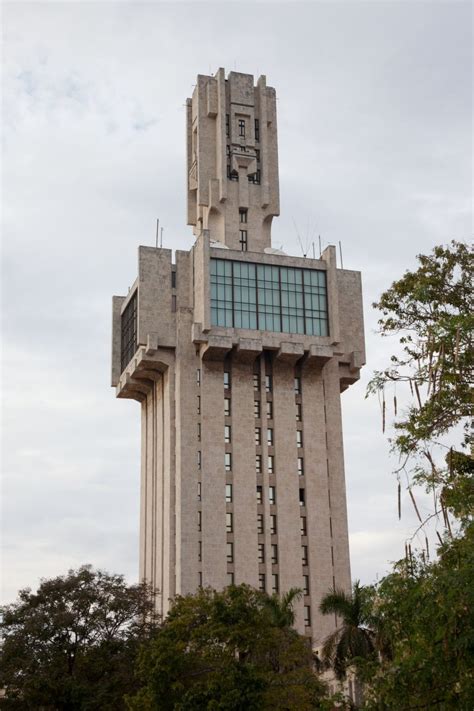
[292,217,306,257]
[155,219,160,249]
[160,227,164,249]
[312,242,316,259]
[318,235,322,257]
[339,240,344,269]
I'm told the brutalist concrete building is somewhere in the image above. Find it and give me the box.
[111,68,365,647]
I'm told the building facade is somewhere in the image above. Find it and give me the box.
[111,69,365,646]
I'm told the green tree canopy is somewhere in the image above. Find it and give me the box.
[0,566,158,710]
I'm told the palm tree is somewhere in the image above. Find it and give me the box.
[264,587,303,628]
[319,581,376,681]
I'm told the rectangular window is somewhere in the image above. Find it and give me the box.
[198,540,202,562]
[265,375,272,393]
[297,430,303,448]
[258,543,265,564]
[256,454,262,473]
[239,208,248,223]
[298,457,304,476]
[259,573,266,591]
[171,295,177,313]
[226,114,230,137]
[254,400,261,418]
[196,368,201,386]
[198,572,203,587]
[197,395,201,415]
[303,575,310,595]
[224,371,231,389]
[299,488,306,506]
[227,542,234,563]
[171,270,177,288]
[197,422,201,442]
[266,401,273,419]
[198,511,202,532]
[255,119,260,141]
[270,514,277,535]
[225,452,232,471]
[257,485,263,504]
[271,544,278,565]
[238,118,245,137]
[255,428,262,446]
[197,481,201,501]
[226,512,233,533]
[226,484,233,503]
[300,517,307,536]
[224,398,231,417]
[272,573,279,594]
[304,605,311,627]
[253,373,260,391]
[239,230,248,252]
[296,402,302,421]
[268,455,274,474]
[121,289,138,372]
[294,377,301,395]
[267,429,273,446]
[197,451,201,470]
[225,425,231,443]
[269,486,276,505]
[210,259,328,336]
[257,513,264,534]
[227,572,234,586]
[302,545,308,566]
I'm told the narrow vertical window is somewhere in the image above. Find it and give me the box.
[226,512,233,533]
[224,398,231,416]
[238,118,245,137]
[294,377,301,395]
[226,484,233,503]
[225,452,232,471]
[171,270,177,288]
[266,401,273,419]
[226,114,230,137]
[296,402,302,421]
[197,451,201,470]
[197,395,201,415]
[272,573,279,593]
[198,511,202,532]
[254,400,261,418]
[298,457,304,476]
[265,375,272,393]
[300,517,307,536]
[198,540,202,562]
[269,486,276,505]
[297,430,303,448]
[239,230,248,251]
[304,606,311,627]
[227,542,234,563]
[267,429,273,446]
[239,208,248,223]
[196,368,201,386]
[256,454,262,473]
[256,485,263,504]
[255,118,260,141]
[197,422,201,442]
[257,513,264,534]
[299,488,306,506]
[198,572,203,587]
[255,428,262,446]
[259,573,266,591]
[171,295,177,313]
[303,575,310,595]
[271,544,278,564]
[268,455,274,474]
[224,371,231,389]
[258,543,265,563]
[227,572,234,585]
[253,373,260,391]
[197,481,201,501]
[270,514,277,535]
[225,425,231,443]
[302,545,308,566]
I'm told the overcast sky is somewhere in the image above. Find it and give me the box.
[2,0,472,604]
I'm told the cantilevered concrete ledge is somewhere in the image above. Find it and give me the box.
[276,341,305,363]
[306,344,333,366]
[200,335,233,361]
[116,345,175,401]
[234,337,263,363]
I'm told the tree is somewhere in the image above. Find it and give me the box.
[318,582,377,682]
[262,587,302,628]
[127,584,331,711]
[0,566,158,710]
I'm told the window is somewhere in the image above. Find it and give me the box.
[256,454,262,473]
[225,452,232,471]
[171,295,177,313]
[197,481,201,501]
[299,488,306,506]
[253,373,260,391]
[271,544,278,564]
[255,118,260,141]
[197,422,201,442]
[226,114,230,137]
[267,429,273,446]
[225,425,231,443]
[265,375,272,393]
[224,397,231,416]
[224,370,231,389]
[272,573,279,593]
[239,208,248,223]
[121,289,138,372]
[198,511,202,532]
[297,430,303,448]
[266,401,273,419]
[294,377,301,394]
[298,457,304,476]
[239,230,248,252]
[269,486,276,505]
[255,428,262,446]
[226,512,233,533]
[270,514,277,535]
[197,451,201,470]
[303,575,310,595]
[304,605,311,627]
[198,572,203,587]
[256,149,260,163]
[238,118,245,137]
[302,545,308,566]
[198,540,202,562]
[197,395,201,415]
[259,573,266,591]
[254,400,261,418]
[257,513,264,534]
[171,270,177,288]
[256,486,263,504]
[268,455,274,474]
[210,259,329,336]
[248,169,261,185]
[300,517,307,536]
[226,484,233,503]
[258,543,265,564]
[196,368,201,385]
[227,542,234,563]
[227,572,234,586]
[296,402,302,421]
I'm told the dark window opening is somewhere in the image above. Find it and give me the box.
[121,290,138,372]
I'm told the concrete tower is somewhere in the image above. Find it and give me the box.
[111,69,365,647]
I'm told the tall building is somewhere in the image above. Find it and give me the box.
[111,69,365,646]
